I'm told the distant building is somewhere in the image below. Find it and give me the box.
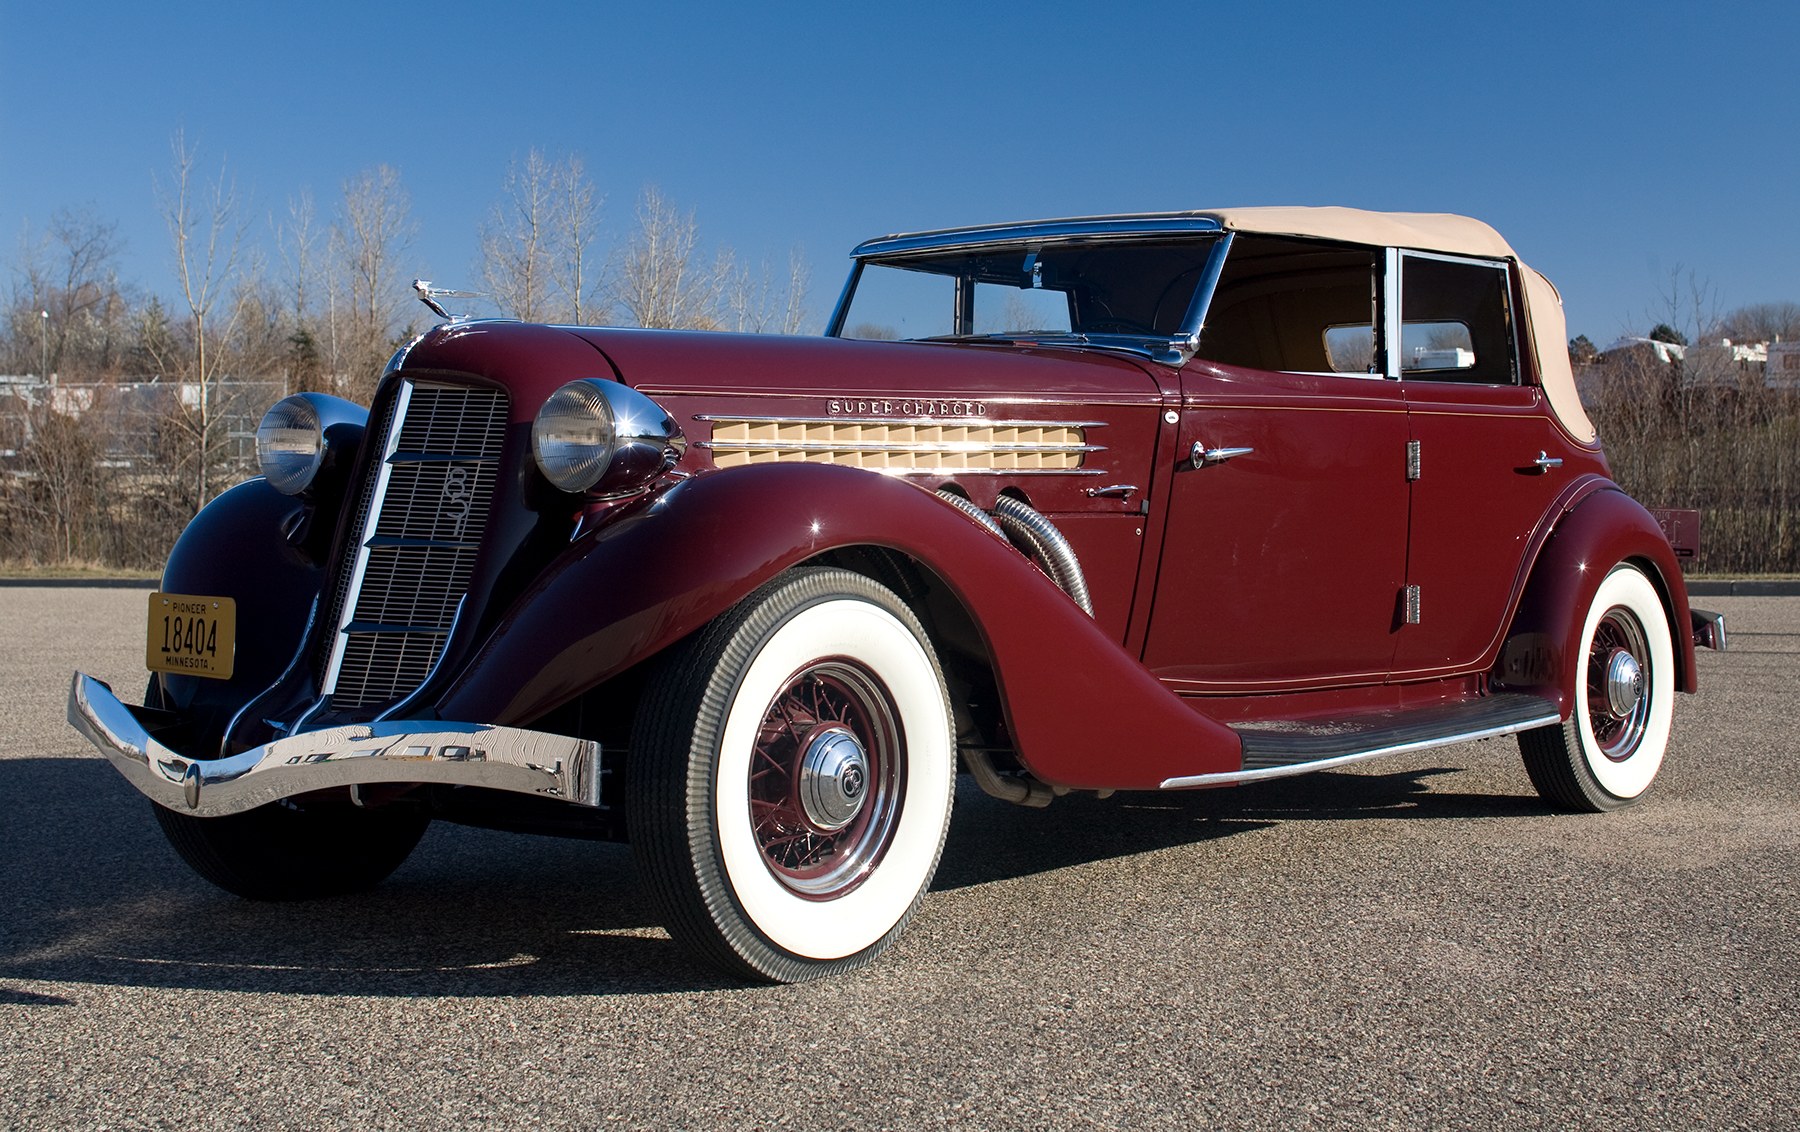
[1577,336,1789,397]
[0,375,282,467]
[1768,340,1800,391]
[1681,338,1769,391]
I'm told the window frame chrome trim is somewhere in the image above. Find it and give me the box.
[830,219,1232,366]
[1387,248,1518,381]
[847,215,1227,259]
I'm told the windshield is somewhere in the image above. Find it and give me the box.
[831,239,1219,348]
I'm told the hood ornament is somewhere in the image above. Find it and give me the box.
[413,279,484,322]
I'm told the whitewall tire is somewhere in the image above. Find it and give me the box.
[629,567,955,982]
[1520,563,1675,811]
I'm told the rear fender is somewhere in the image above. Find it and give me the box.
[1494,487,1698,713]
[436,463,1242,789]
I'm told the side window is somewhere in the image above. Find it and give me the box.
[1323,324,1375,373]
[1195,236,1381,375]
[1397,254,1516,384]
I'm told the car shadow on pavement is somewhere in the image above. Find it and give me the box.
[934,762,1551,890]
[0,756,1546,999]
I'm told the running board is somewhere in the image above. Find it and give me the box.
[1160,694,1561,789]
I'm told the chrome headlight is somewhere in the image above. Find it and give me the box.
[255,393,367,496]
[533,379,686,495]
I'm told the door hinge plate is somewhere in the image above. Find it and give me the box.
[1403,584,1422,625]
[1406,440,1422,481]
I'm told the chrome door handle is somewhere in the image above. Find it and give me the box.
[1533,451,1563,472]
[1085,484,1139,500]
[1192,441,1255,467]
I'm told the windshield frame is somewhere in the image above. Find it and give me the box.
[827,217,1234,366]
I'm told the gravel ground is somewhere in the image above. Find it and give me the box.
[1,588,1794,1130]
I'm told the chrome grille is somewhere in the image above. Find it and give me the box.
[319,394,398,671]
[322,379,509,710]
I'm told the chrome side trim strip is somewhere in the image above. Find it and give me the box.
[698,439,1103,455]
[693,415,1107,428]
[856,467,1104,477]
[70,673,602,817]
[320,379,412,695]
[1157,710,1561,790]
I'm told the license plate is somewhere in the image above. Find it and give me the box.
[147,592,237,680]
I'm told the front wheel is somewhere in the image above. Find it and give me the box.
[1520,563,1675,811]
[153,798,429,900]
[629,568,955,982]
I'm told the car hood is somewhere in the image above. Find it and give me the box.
[567,326,1167,407]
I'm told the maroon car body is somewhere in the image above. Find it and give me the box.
[70,207,1722,981]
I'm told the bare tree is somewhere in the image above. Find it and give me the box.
[1644,266,1722,348]
[272,190,330,392]
[157,130,255,512]
[6,207,130,380]
[612,186,726,330]
[0,396,111,564]
[333,165,416,396]
[780,247,811,335]
[550,154,604,323]
[724,246,811,334]
[1711,301,1800,344]
[480,149,556,321]
[274,191,321,321]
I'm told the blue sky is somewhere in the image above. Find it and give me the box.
[3,0,1796,342]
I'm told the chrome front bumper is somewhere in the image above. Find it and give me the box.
[68,673,603,818]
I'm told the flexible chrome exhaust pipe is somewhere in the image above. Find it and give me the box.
[992,495,1093,616]
[934,488,1008,541]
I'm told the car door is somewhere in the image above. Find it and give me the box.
[1389,251,1566,675]
[1141,234,1412,690]
[1143,364,1410,690]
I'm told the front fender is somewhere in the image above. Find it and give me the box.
[436,463,1243,789]
[152,478,326,739]
[1494,486,1698,713]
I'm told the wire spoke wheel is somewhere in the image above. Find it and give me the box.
[1521,563,1674,811]
[1586,606,1652,762]
[749,662,903,898]
[629,567,954,982]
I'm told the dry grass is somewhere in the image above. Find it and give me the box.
[1591,359,1799,574]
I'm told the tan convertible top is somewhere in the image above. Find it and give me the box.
[1202,206,1518,260]
[853,206,1596,444]
[1206,207,1593,442]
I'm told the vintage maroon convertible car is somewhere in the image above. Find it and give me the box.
[70,207,1724,981]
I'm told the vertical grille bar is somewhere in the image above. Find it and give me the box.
[320,379,508,710]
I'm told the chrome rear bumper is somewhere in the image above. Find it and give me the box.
[67,673,602,818]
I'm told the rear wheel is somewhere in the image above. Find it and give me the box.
[629,568,955,982]
[1520,563,1674,811]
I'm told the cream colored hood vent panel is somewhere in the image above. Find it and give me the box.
[698,416,1101,474]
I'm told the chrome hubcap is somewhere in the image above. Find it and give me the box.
[750,662,902,899]
[1604,649,1643,719]
[1588,607,1653,762]
[797,726,869,831]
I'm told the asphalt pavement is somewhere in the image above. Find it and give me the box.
[2,588,1794,1130]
